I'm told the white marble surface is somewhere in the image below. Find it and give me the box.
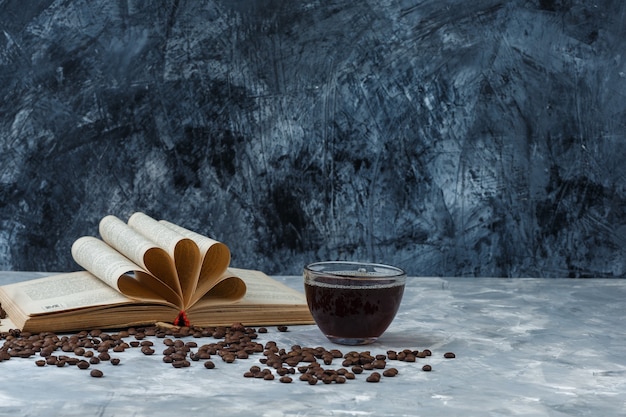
[1,272,625,417]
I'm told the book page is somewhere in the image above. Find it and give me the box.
[71,236,182,305]
[128,213,201,307]
[0,272,132,316]
[159,220,232,304]
[212,268,306,305]
[99,215,182,298]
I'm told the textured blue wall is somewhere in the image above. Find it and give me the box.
[1,1,625,277]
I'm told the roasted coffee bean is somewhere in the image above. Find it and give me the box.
[90,357,100,364]
[77,360,90,369]
[0,324,450,386]
[172,360,190,368]
[366,372,381,382]
[90,369,103,378]
[204,360,215,369]
[422,364,432,372]
[279,376,292,383]
[444,352,456,358]
[110,358,120,365]
[35,359,46,367]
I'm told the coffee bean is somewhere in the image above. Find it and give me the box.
[172,360,190,368]
[279,376,292,383]
[366,372,381,382]
[422,364,432,372]
[0,324,452,386]
[444,352,456,359]
[90,369,103,378]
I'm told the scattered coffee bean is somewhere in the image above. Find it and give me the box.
[422,364,432,372]
[444,352,456,359]
[366,372,381,382]
[90,369,103,378]
[279,376,292,383]
[0,323,456,385]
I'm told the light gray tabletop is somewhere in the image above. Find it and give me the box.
[1,272,625,417]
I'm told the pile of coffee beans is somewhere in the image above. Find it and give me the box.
[0,323,455,383]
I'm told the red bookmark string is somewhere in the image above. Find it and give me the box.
[173,310,190,327]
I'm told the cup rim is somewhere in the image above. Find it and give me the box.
[304,261,406,279]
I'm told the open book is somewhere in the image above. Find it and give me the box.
[0,213,313,333]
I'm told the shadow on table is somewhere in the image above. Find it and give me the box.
[378,330,444,348]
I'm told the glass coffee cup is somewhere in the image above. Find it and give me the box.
[303,261,406,345]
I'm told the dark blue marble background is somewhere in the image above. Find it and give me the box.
[1,1,625,277]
